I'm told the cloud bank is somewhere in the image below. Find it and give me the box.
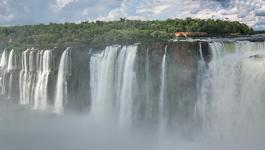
[188,0,265,30]
[0,0,264,30]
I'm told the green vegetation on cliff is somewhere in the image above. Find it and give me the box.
[0,18,253,50]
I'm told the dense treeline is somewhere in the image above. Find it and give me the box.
[0,18,253,50]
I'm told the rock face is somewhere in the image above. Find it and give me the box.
[135,41,207,131]
[0,41,208,130]
[249,54,265,60]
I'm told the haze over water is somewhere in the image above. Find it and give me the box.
[1,40,265,150]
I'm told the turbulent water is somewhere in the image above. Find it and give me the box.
[0,40,265,149]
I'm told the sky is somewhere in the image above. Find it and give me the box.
[0,0,265,30]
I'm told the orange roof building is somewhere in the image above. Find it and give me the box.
[175,32,208,38]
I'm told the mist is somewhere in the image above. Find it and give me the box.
[1,97,265,150]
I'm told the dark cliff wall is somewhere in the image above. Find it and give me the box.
[0,41,210,119]
[134,41,209,132]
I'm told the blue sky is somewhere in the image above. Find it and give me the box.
[0,0,265,30]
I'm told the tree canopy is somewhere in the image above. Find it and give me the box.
[0,18,253,50]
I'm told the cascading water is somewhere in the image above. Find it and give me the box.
[20,49,37,105]
[116,46,127,116]
[6,49,17,99]
[89,43,197,131]
[1,40,265,146]
[19,48,55,110]
[144,48,152,121]
[195,42,207,121]
[7,49,16,72]
[117,45,137,127]
[197,41,265,140]
[1,40,265,150]
[54,48,71,114]
[34,50,53,110]
[0,49,8,68]
[90,46,120,118]
[159,46,167,133]
[0,49,9,95]
[0,48,72,112]
[90,45,138,127]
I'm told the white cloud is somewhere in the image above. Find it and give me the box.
[0,0,264,30]
[98,0,181,20]
[56,0,77,9]
[96,0,127,21]
[183,0,265,30]
[0,0,121,24]
[136,3,172,15]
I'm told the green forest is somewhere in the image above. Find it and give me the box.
[0,18,253,50]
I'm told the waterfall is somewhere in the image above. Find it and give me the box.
[0,49,8,69]
[54,48,71,114]
[195,42,207,120]
[117,45,137,127]
[3,41,265,142]
[90,45,138,127]
[19,48,72,112]
[144,48,152,121]
[19,49,55,109]
[20,49,29,104]
[34,50,53,110]
[8,73,13,99]
[0,49,9,95]
[19,49,38,105]
[6,49,17,99]
[158,46,167,133]
[90,46,120,118]
[198,41,265,139]
[7,49,16,72]
[116,46,127,115]
[198,42,205,62]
